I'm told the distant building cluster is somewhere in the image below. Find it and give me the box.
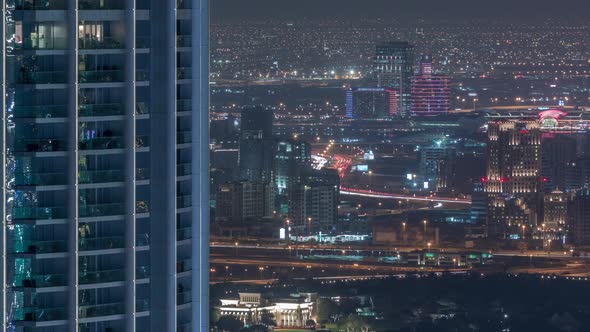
[479,110,590,247]
[212,106,340,237]
[347,42,451,119]
[209,32,590,254]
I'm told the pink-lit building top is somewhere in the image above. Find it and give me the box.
[410,55,451,116]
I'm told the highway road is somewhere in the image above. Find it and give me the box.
[320,152,471,204]
[449,105,584,113]
[210,272,470,285]
[211,242,585,260]
[340,187,471,204]
[210,255,469,273]
[209,242,590,284]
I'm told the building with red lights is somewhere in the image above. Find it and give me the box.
[410,55,451,116]
[484,119,543,238]
[484,108,590,133]
[479,109,590,241]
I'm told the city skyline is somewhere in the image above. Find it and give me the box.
[209,2,590,330]
[212,0,590,20]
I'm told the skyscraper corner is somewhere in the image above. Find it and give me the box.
[0,0,209,331]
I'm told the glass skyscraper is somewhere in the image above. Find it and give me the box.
[373,41,414,117]
[0,0,209,331]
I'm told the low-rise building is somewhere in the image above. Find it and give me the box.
[219,292,316,328]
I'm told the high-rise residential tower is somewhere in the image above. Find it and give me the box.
[541,134,579,192]
[240,106,273,140]
[543,190,568,237]
[484,119,542,237]
[0,0,209,331]
[410,55,451,116]
[275,139,311,196]
[569,189,590,246]
[288,169,340,236]
[238,106,275,183]
[419,139,456,192]
[373,41,414,117]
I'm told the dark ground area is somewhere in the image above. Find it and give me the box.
[212,273,590,332]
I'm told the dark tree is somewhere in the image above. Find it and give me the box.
[259,309,276,327]
[317,298,339,323]
[216,316,244,332]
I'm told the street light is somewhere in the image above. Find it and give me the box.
[423,220,428,241]
[402,222,407,242]
[521,225,526,240]
[427,242,432,251]
[234,241,239,257]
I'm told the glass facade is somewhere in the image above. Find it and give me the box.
[373,41,415,117]
[1,0,209,331]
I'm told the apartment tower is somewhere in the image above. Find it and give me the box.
[0,0,209,331]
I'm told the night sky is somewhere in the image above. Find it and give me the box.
[212,0,590,20]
